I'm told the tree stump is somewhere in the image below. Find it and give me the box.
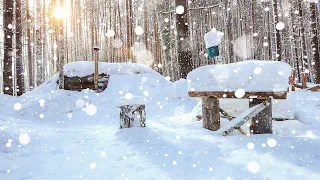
[120,104,146,129]
[249,98,272,134]
[202,97,220,131]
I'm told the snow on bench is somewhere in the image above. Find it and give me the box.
[187,60,292,135]
[188,60,292,99]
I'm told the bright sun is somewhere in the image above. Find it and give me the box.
[54,6,69,19]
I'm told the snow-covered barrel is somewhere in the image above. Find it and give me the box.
[117,96,146,129]
[204,29,224,58]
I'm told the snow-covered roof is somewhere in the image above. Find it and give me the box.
[187,60,292,93]
[63,61,157,77]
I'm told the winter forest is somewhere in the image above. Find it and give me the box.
[1,0,320,180]
[0,0,319,94]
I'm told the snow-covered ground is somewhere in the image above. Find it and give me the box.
[1,67,320,179]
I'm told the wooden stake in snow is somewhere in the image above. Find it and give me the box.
[302,72,309,89]
[93,46,100,91]
[120,104,146,129]
[202,97,220,131]
[219,99,271,136]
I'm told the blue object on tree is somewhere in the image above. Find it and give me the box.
[207,46,219,58]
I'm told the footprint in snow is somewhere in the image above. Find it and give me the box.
[126,164,135,168]
[135,166,147,172]
[50,148,65,156]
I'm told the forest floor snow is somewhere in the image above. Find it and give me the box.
[0,74,320,180]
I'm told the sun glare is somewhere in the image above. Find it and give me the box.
[54,6,68,19]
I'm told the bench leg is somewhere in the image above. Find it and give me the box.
[202,97,220,131]
[249,98,272,134]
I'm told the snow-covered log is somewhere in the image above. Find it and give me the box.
[120,104,146,129]
[219,100,270,136]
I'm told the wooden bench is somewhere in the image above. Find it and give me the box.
[189,91,287,135]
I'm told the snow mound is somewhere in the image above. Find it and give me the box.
[204,30,224,48]
[102,73,170,102]
[64,61,157,77]
[188,60,292,92]
[23,74,59,96]
[153,79,190,100]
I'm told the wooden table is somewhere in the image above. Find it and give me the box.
[189,91,287,134]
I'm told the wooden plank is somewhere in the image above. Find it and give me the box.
[308,85,320,92]
[249,98,272,134]
[189,91,287,99]
[202,97,220,131]
[196,115,203,121]
[219,100,270,136]
[220,108,247,134]
[290,70,296,91]
[219,108,233,121]
[293,83,304,89]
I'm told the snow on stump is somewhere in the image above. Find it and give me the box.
[187,60,292,134]
[117,96,146,129]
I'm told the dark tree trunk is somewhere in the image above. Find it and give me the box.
[3,0,14,95]
[273,0,282,61]
[35,8,43,87]
[310,2,320,84]
[125,0,131,60]
[58,0,65,89]
[297,0,308,72]
[16,0,25,96]
[175,0,192,79]
[26,0,33,90]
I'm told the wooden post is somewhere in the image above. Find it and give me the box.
[202,97,220,131]
[302,72,308,89]
[290,70,296,91]
[249,98,272,134]
[120,104,146,128]
[93,46,100,90]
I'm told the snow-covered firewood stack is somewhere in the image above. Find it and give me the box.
[62,61,158,91]
[117,96,147,129]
